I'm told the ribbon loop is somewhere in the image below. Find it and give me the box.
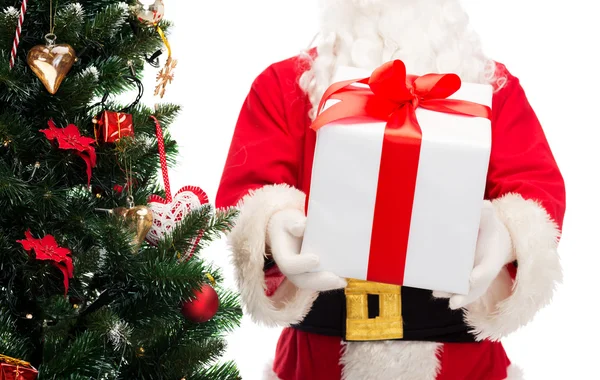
[368,60,413,103]
[310,59,491,132]
[413,73,461,100]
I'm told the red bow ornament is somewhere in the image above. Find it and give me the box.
[302,60,493,292]
[40,120,97,186]
[17,230,74,295]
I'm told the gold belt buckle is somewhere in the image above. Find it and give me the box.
[344,278,403,341]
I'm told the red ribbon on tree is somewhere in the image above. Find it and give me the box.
[150,115,172,203]
[310,60,492,285]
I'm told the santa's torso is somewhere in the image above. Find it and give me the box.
[225,55,513,380]
[267,63,482,345]
[217,22,576,375]
[217,41,567,378]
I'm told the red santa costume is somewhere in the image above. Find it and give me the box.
[216,1,566,379]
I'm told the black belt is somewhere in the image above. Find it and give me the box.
[292,286,476,343]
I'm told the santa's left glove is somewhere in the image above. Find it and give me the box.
[267,208,347,292]
[434,200,515,309]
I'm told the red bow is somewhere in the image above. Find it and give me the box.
[310,60,491,133]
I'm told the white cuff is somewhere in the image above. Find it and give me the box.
[228,184,317,327]
[465,193,562,341]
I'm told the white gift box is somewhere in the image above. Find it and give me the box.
[300,64,493,295]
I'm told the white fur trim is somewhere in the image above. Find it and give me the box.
[264,345,519,380]
[465,193,562,341]
[228,184,317,327]
[263,360,282,380]
[505,364,524,380]
[341,341,441,380]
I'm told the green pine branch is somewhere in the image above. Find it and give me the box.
[0,164,33,208]
[196,207,239,251]
[133,254,210,302]
[83,3,128,43]
[53,3,85,45]
[39,331,114,379]
[0,308,31,361]
[189,361,241,380]
[160,336,227,376]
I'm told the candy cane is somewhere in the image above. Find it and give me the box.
[9,0,28,69]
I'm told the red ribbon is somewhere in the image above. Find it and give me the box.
[310,60,491,285]
[151,115,172,203]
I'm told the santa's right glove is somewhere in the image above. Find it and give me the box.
[267,208,347,292]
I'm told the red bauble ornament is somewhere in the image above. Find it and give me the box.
[181,284,219,323]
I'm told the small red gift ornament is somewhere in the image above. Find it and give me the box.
[0,354,38,380]
[94,111,134,143]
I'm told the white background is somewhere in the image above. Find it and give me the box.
[140,1,599,378]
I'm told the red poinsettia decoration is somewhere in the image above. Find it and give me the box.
[40,120,97,186]
[17,230,74,295]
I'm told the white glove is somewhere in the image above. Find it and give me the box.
[433,200,515,309]
[267,208,347,291]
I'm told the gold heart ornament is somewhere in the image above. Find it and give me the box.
[27,34,76,95]
[111,206,154,251]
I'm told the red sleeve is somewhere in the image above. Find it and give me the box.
[215,64,302,209]
[486,68,566,229]
[466,68,566,337]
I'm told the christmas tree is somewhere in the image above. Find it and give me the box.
[0,1,242,379]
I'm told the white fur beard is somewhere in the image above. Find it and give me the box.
[303,0,497,119]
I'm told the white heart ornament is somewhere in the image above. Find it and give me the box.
[146,186,209,260]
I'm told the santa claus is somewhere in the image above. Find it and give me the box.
[216,0,566,379]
